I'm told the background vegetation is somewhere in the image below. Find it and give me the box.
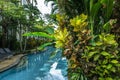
[44,0,120,80]
[0,0,120,80]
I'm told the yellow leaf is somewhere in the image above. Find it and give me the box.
[54,28,69,48]
[70,14,88,32]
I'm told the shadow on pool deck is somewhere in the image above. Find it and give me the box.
[0,54,24,72]
[0,48,16,61]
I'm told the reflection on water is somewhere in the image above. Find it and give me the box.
[0,46,68,80]
[16,56,28,69]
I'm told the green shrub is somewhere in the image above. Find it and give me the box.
[81,33,120,80]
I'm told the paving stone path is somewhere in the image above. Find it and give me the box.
[0,54,24,72]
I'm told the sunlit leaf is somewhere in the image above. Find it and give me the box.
[96,42,103,46]
[54,28,69,48]
[23,32,55,40]
[105,77,112,80]
[111,67,116,72]
[111,60,118,64]
[100,51,110,56]
[106,64,112,69]
[88,51,98,59]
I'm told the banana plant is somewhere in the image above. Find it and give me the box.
[23,26,55,50]
[101,0,114,22]
[84,0,114,34]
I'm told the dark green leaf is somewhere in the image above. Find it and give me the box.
[37,42,54,50]
[94,54,100,61]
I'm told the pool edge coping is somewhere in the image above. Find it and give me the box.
[0,54,25,73]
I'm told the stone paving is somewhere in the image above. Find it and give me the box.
[0,54,24,72]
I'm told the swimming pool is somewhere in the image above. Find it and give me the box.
[0,46,68,80]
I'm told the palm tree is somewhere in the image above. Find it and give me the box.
[0,0,41,50]
[44,0,85,17]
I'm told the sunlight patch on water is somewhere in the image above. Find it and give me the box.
[35,62,66,80]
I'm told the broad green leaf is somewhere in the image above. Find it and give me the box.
[88,51,98,59]
[106,0,114,20]
[102,59,108,64]
[104,35,116,44]
[94,54,100,61]
[80,75,83,80]
[23,32,32,36]
[37,42,54,50]
[115,64,120,67]
[107,64,112,69]
[105,77,112,80]
[104,69,108,74]
[99,77,105,80]
[100,51,110,56]
[103,21,111,33]
[91,1,101,20]
[107,40,116,45]
[111,60,118,64]
[96,42,103,46]
[95,66,101,71]
[44,27,54,34]
[101,0,114,20]
[23,32,55,40]
[100,0,107,3]
[106,40,116,45]
[111,67,116,72]
[102,65,106,68]
[86,46,95,50]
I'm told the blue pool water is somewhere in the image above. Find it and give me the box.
[0,47,68,80]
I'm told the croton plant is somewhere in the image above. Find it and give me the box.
[54,14,120,80]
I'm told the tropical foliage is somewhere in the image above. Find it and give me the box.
[24,0,120,79]
[1,0,120,80]
[0,0,41,51]
[44,0,120,80]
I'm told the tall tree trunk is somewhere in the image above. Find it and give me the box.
[1,18,8,48]
[19,23,23,51]
[23,26,28,52]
